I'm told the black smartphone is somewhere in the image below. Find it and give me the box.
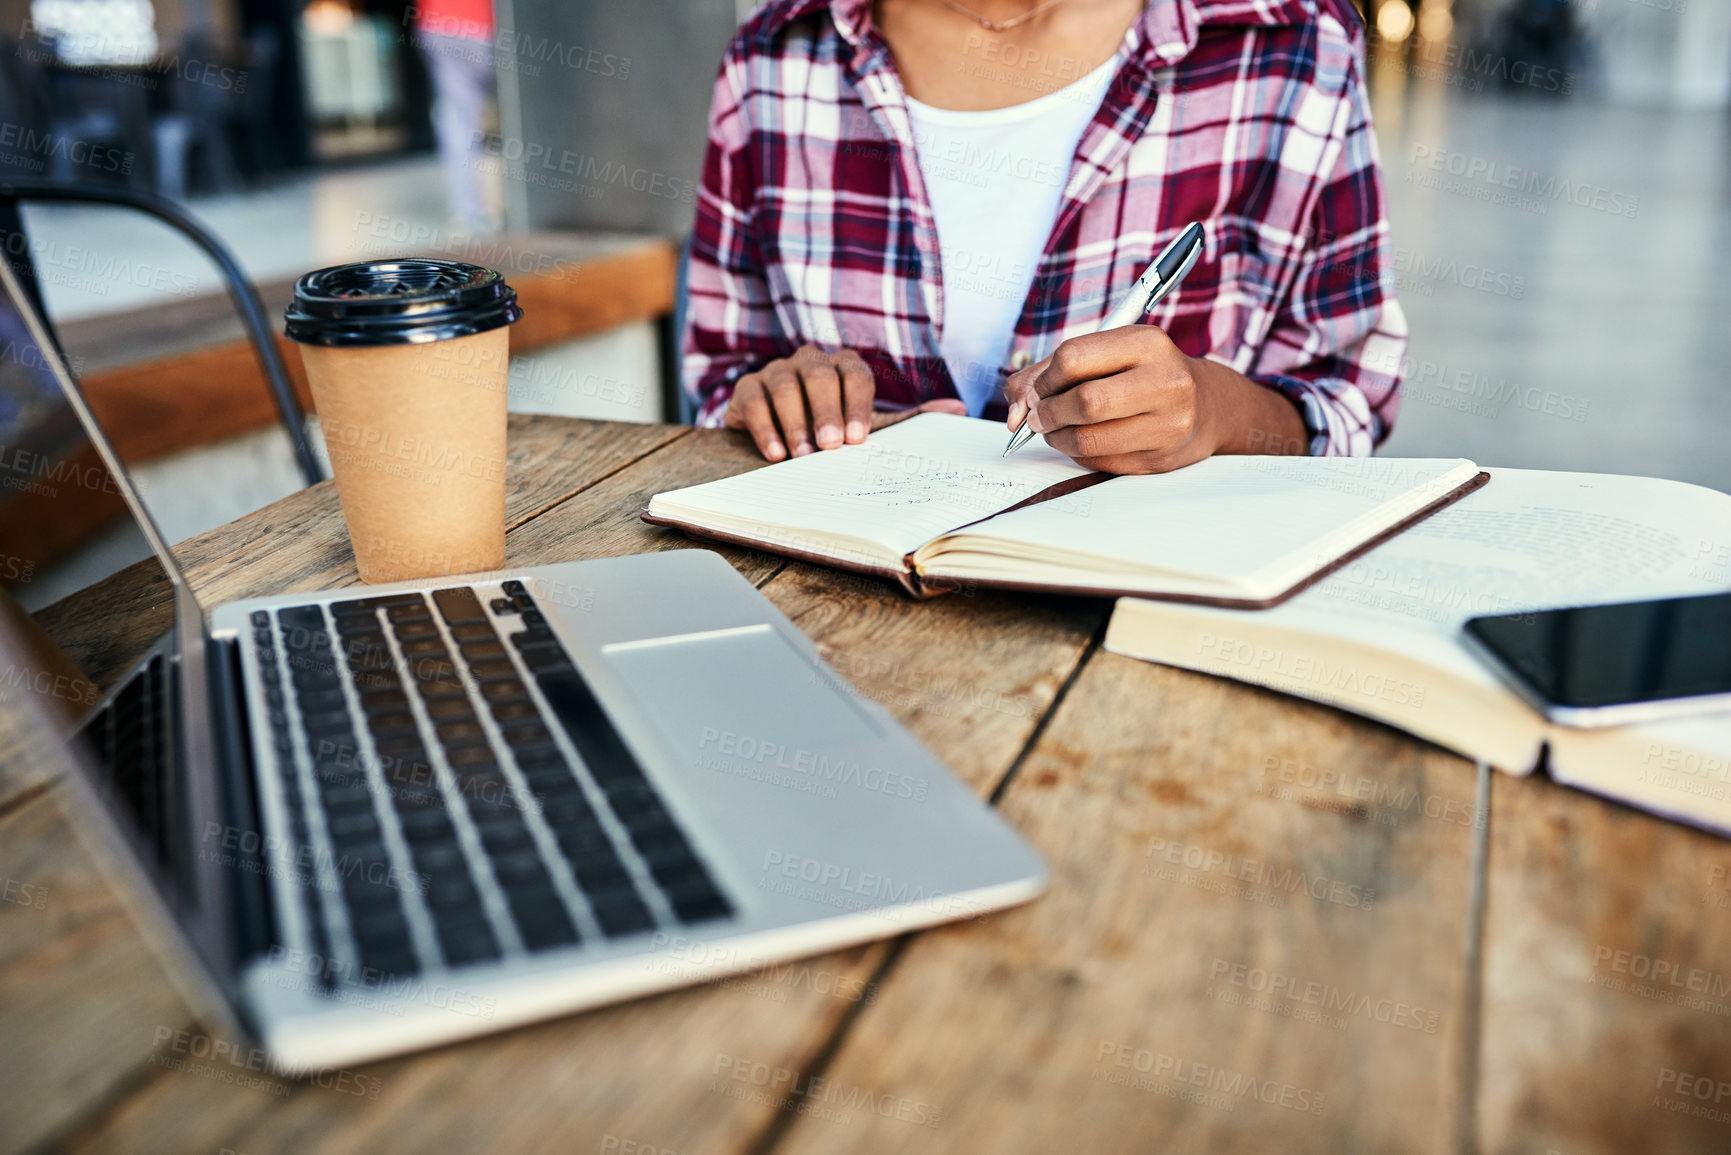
[1462,592,1731,727]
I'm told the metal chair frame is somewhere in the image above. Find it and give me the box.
[0,178,324,485]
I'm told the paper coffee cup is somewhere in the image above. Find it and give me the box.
[284,259,523,583]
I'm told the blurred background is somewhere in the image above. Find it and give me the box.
[0,0,1726,602]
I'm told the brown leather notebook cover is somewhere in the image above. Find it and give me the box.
[642,470,1492,608]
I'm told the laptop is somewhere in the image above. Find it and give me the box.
[0,258,1045,1072]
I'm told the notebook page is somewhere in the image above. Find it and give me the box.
[1138,468,1731,690]
[648,413,1091,563]
[940,456,1473,586]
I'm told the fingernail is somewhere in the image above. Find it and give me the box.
[816,424,842,448]
[1029,406,1046,433]
[845,420,867,442]
[793,440,812,457]
[765,440,786,461]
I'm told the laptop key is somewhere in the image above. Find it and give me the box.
[572,857,633,894]
[539,792,594,827]
[511,892,579,950]
[450,621,496,642]
[499,721,553,749]
[512,639,563,663]
[514,749,567,773]
[410,838,466,874]
[435,915,500,966]
[476,819,536,853]
[381,756,435,789]
[397,808,456,841]
[553,822,614,858]
[333,593,421,614]
[424,871,481,909]
[412,655,458,680]
[277,605,326,634]
[590,896,655,938]
[432,587,488,625]
[360,687,409,712]
[650,859,716,894]
[671,891,733,925]
[356,948,419,982]
[295,684,346,711]
[489,843,551,881]
[352,913,415,952]
[445,745,499,770]
[373,734,426,759]
[478,677,528,701]
[435,721,488,745]
[604,783,667,824]
[367,708,418,735]
[630,824,694,864]
[488,700,538,723]
[320,781,375,813]
[424,697,476,721]
[326,810,381,845]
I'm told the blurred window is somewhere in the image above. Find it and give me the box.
[28,0,159,66]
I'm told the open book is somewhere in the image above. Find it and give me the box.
[1104,468,1731,833]
[645,414,1486,606]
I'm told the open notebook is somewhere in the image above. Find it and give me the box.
[1104,467,1731,834]
[645,414,1486,606]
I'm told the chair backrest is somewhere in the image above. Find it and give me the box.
[0,181,324,486]
[0,198,57,349]
[673,235,697,425]
[0,34,53,180]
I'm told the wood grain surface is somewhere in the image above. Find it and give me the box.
[1477,772,1731,1155]
[2,416,1725,1155]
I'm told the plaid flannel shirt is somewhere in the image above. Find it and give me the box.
[682,0,1406,455]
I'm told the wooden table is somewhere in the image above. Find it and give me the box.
[6,417,1731,1155]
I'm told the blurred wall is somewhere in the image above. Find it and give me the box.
[1460,0,1731,108]
[1582,0,1731,108]
[496,0,740,237]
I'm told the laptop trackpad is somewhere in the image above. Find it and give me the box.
[600,625,883,758]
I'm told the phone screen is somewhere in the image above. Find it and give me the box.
[1464,592,1731,709]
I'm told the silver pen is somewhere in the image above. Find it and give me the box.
[1004,220,1207,456]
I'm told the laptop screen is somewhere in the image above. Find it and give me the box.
[0,257,241,1012]
[0,293,169,635]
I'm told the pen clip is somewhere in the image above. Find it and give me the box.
[1154,222,1206,286]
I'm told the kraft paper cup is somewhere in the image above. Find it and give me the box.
[285,259,522,583]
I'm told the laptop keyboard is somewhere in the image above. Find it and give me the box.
[249,580,732,981]
[84,653,173,874]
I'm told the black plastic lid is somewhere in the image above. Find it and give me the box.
[284,258,523,347]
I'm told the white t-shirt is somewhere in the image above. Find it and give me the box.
[906,52,1118,415]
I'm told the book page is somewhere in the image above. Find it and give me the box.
[647,414,1092,567]
[1150,468,1731,692]
[922,455,1475,596]
[1108,469,1731,776]
[1548,715,1731,836]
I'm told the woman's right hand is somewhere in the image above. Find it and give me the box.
[723,345,876,462]
[723,345,967,461]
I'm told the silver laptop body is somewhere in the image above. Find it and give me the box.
[0,259,1045,1072]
